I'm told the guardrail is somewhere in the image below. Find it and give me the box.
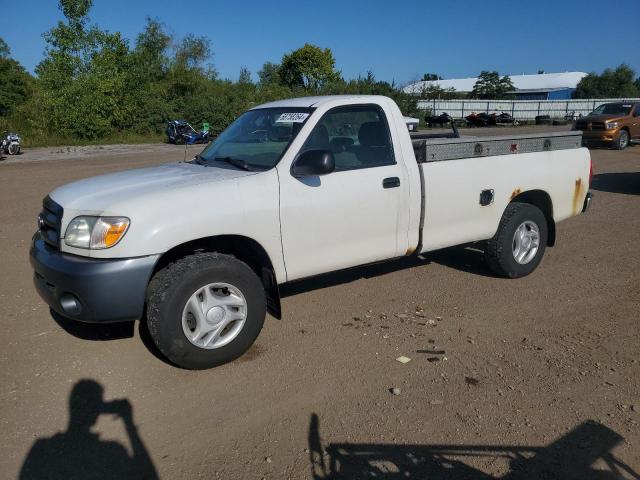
[417,98,640,120]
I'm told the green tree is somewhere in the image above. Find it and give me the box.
[59,0,91,24]
[257,62,280,86]
[422,73,441,81]
[132,18,170,81]
[574,64,640,98]
[417,84,457,100]
[0,38,10,58]
[238,66,252,84]
[35,0,134,138]
[174,34,211,70]
[471,71,514,99]
[278,43,340,91]
[0,38,32,116]
[167,34,213,99]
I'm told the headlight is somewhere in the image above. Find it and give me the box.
[605,122,619,130]
[64,216,130,249]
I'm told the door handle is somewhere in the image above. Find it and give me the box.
[383,177,400,189]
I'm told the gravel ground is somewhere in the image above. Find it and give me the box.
[1,129,639,479]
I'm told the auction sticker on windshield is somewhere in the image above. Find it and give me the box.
[276,112,309,123]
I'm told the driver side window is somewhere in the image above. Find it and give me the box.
[301,105,396,171]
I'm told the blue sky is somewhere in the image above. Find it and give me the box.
[3,0,639,84]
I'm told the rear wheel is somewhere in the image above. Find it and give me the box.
[146,252,266,369]
[485,202,548,278]
[613,130,629,150]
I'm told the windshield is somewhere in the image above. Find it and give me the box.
[196,107,313,170]
[590,103,632,116]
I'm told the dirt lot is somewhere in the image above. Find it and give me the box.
[1,130,639,479]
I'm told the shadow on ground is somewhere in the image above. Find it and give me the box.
[50,308,172,365]
[51,309,135,340]
[591,172,640,196]
[308,414,638,479]
[19,379,158,480]
[281,245,494,298]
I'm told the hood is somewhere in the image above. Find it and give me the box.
[581,114,626,122]
[50,162,256,212]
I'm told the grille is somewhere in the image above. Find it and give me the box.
[575,121,606,131]
[39,196,63,249]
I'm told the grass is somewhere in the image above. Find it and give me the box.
[17,132,166,149]
[0,116,166,148]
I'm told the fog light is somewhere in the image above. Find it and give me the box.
[60,293,82,316]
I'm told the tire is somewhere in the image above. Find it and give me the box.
[613,130,629,150]
[7,143,19,155]
[485,202,548,278]
[146,252,266,369]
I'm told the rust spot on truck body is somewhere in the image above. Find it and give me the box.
[510,188,522,200]
[406,246,416,256]
[572,178,584,215]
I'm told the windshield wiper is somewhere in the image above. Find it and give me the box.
[212,156,255,171]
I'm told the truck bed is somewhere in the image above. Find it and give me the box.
[410,129,589,255]
[412,131,582,163]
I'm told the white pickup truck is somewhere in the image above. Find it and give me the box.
[31,95,592,369]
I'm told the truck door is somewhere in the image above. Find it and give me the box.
[278,104,405,281]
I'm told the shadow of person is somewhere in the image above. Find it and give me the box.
[19,379,158,480]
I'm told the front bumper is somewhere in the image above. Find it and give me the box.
[579,130,618,146]
[30,233,159,323]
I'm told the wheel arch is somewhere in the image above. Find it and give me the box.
[510,189,556,246]
[150,234,282,319]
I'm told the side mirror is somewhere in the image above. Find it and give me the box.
[291,149,335,177]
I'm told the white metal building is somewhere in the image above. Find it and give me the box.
[404,72,588,100]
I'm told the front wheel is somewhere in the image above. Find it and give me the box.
[7,143,19,155]
[613,130,629,150]
[485,202,548,278]
[146,252,266,369]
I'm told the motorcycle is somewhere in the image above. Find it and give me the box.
[495,112,518,125]
[166,120,211,145]
[465,112,497,127]
[425,112,452,128]
[1,132,21,155]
